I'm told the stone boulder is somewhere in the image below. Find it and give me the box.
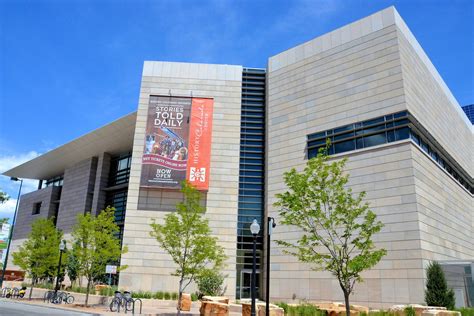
[421,311,461,316]
[180,293,192,311]
[389,304,447,316]
[200,300,229,316]
[202,296,230,304]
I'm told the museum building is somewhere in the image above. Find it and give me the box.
[3,7,473,308]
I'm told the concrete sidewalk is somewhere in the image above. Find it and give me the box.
[1,297,243,316]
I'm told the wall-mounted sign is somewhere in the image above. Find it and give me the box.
[140,96,214,191]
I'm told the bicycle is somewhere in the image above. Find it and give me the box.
[109,291,134,312]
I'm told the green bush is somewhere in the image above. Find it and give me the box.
[99,285,118,296]
[171,292,178,300]
[457,308,474,316]
[196,269,226,296]
[132,290,153,299]
[164,292,171,300]
[287,304,325,316]
[191,293,198,301]
[275,302,289,315]
[425,261,455,310]
[70,286,89,294]
[153,291,164,299]
[404,306,416,316]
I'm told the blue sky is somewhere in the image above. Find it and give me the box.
[0,0,473,220]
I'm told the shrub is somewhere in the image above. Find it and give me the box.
[425,261,455,310]
[154,291,164,299]
[275,302,289,315]
[171,292,178,300]
[286,304,325,316]
[164,292,171,300]
[404,306,416,316]
[191,293,198,301]
[457,308,474,316]
[70,286,89,294]
[99,286,117,296]
[196,269,226,296]
[132,291,153,299]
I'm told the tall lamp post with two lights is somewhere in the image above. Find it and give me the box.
[0,177,23,289]
[250,219,260,316]
[54,240,67,297]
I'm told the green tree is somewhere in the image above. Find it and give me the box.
[0,218,8,225]
[275,148,387,316]
[0,190,8,204]
[196,269,226,297]
[150,181,226,315]
[12,218,62,299]
[72,207,126,306]
[425,261,455,310]
[66,242,80,287]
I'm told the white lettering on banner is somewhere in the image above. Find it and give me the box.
[154,106,184,127]
[155,168,172,179]
[192,104,204,165]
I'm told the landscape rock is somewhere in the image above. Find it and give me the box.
[180,293,192,311]
[200,300,229,316]
[202,296,230,304]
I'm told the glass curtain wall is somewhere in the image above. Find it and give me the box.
[236,68,266,299]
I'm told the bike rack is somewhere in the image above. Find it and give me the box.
[1,287,10,298]
[132,298,143,314]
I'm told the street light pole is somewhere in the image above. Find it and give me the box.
[265,217,276,316]
[0,177,23,289]
[250,219,260,316]
[54,240,66,297]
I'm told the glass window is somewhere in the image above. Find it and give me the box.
[363,117,384,127]
[334,124,353,134]
[387,130,395,143]
[395,127,410,141]
[394,111,408,118]
[32,202,41,215]
[334,139,355,154]
[334,131,354,141]
[363,132,386,147]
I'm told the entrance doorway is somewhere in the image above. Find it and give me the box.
[239,269,260,299]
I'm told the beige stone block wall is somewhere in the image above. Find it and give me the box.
[396,26,472,175]
[266,5,472,308]
[119,61,242,297]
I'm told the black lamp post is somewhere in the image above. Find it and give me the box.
[0,177,23,289]
[250,219,260,316]
[265,217,276,316]
[54,240,66,296]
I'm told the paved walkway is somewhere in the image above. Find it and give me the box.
[0,297,204,315]
[0,298,98,316]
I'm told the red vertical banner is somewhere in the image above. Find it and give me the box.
[186,98,214,190]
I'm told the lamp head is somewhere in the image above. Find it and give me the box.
[10,177,20,181]
[59,240,66,251]
[250,219,260,235]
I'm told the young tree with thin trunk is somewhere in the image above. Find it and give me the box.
[12,218,62,300]
[150,181,226,316]
[72,207,126,306]
[275,147,387,316]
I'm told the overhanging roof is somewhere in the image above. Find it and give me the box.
[3,112,137,180]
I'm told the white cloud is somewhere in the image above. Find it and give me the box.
[0,151,42,223]
[0,199,17,223]
[0,151,40,174]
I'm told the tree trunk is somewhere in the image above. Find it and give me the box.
[28,285,33,300]
[344,290,351,316]
[85,279,90,307]
[177,278,184,316]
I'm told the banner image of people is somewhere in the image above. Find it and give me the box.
[140,95,214,190]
